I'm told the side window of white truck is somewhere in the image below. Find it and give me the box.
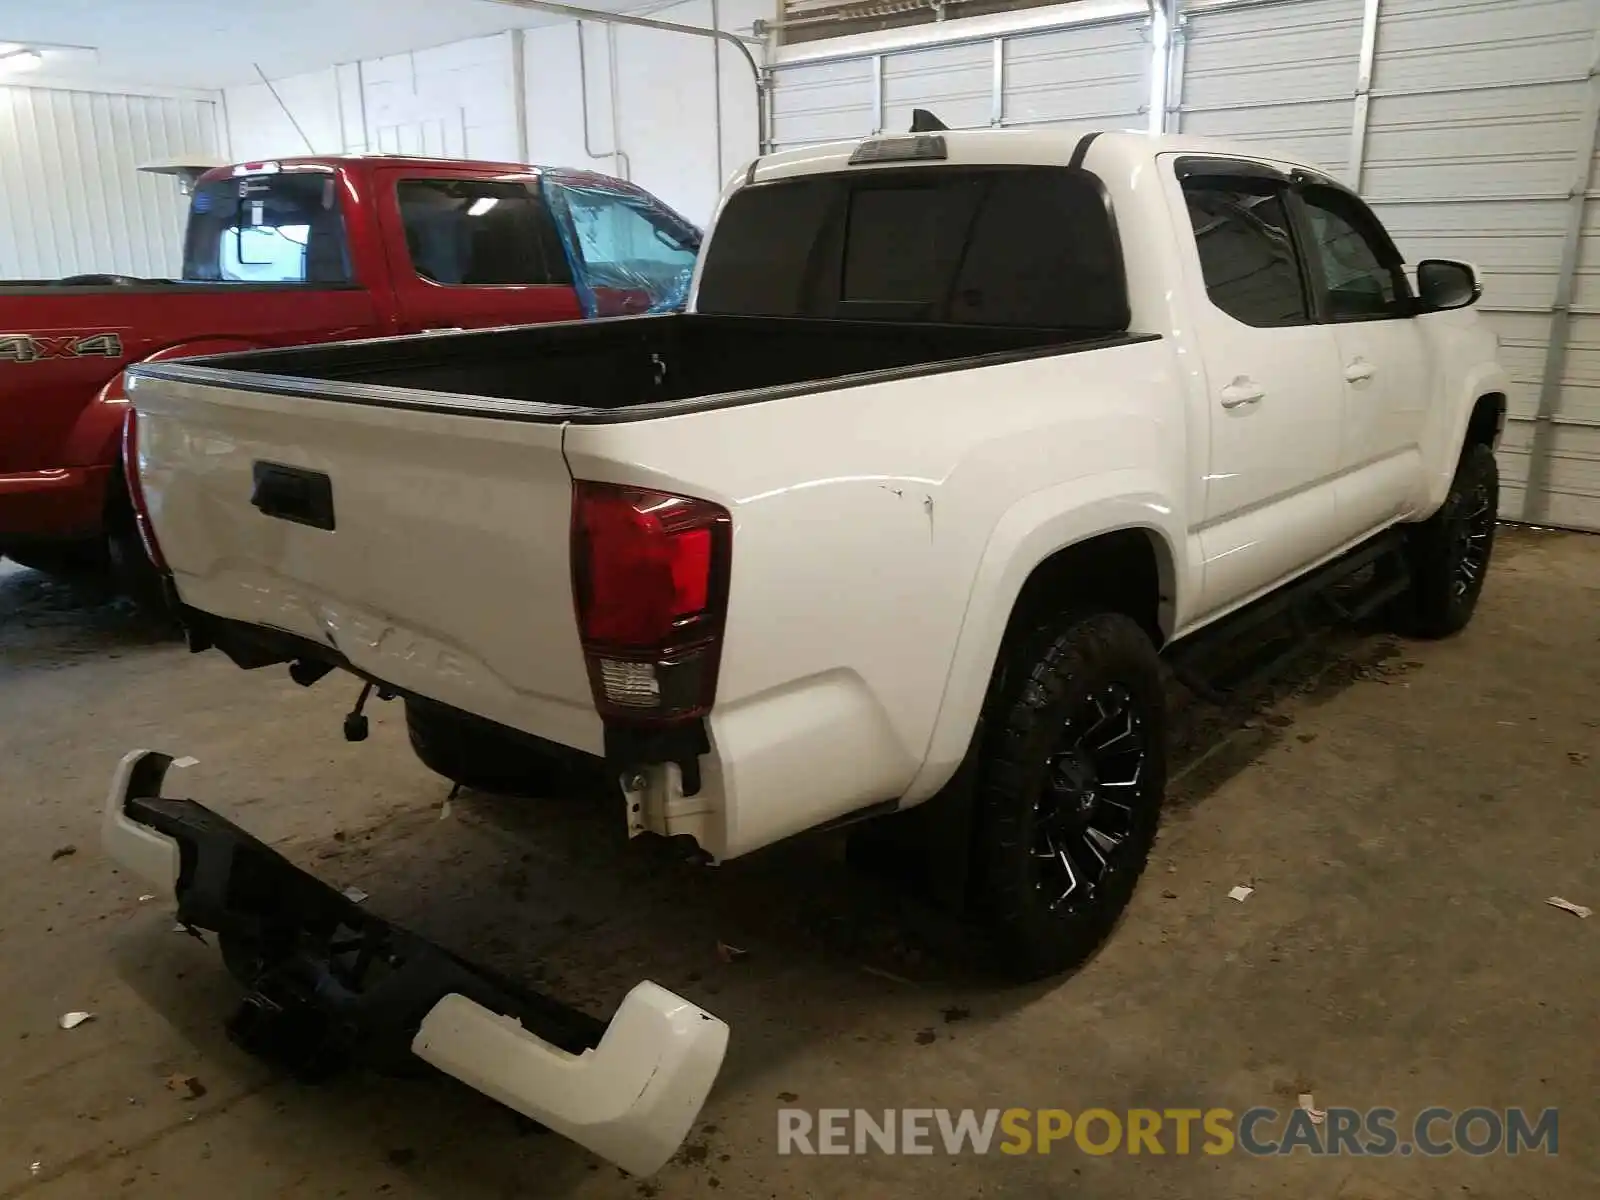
[1297,187,1412,322]
[1181,178,1310,328]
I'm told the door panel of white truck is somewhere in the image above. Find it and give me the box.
[1167,163,1349,616]
[1295,185,1432,536]
[128,374,604,755]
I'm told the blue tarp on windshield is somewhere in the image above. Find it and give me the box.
[542,177,702,318]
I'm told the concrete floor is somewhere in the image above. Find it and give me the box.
[0,527,1595,1200]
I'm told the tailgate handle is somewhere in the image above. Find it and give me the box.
[251,462,335,531]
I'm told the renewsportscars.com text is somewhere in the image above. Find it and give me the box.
[777,1106,1558,1158]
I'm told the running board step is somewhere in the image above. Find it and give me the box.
[1166,530,1411,701]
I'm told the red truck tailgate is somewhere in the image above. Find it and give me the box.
[127,372,602,755]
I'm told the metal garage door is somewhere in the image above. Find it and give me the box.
[1173,0,1600,530]
[767,56,877,150]
[767,0,1600,530]
[769,9,1150,151]
[1173,0,1365,177]
[1364,0,1600,530]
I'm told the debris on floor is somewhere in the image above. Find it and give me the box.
[1547,896,1593,919]
[137,893,154,902]
[1298,1093,1327,1125]
[342,885,370,904]
[165,1074,207,1100]
[57,1011,94,1030]
[1228,885,1254,902]
[1568,751,1589,765]
[860,964,915,986]
[50,844,76,861]
[172,756,199,769]
[715,940,748,963]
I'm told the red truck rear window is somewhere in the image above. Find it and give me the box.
[183,171,352,285]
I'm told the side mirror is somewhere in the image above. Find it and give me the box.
[1416,259,1482,312]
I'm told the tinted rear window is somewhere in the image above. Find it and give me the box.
[697,166,1127,331]
[183,171,351,284]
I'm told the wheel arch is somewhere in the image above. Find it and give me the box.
[1465,391,1507,451]
[900,492,1182,807]
[1421,356,1510,515]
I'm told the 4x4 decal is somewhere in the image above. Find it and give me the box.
[0,332,125,363]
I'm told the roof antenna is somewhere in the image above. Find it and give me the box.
[909,108,949,133]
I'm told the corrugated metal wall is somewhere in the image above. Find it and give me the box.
[1176,0,1364,177]
[769,10,1149,150]
[0,86,221,280]
[1172,0,1600,531]
[1365,0,1599,530]
[769,0,1600,531]
[770,56,877,148]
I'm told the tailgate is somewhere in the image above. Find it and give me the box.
[127,369,601,755]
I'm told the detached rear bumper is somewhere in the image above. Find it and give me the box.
[101,749,728,1177]
[0,465,111,540]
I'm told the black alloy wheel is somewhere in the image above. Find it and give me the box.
[1404,441,1499,638]
[973,611,1166,980]
[1033,683,1151,915]
[1451,471,1495,602]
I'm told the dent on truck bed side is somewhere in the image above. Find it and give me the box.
[898,481,1187,807]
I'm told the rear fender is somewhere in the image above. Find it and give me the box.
[900,475,1184,805]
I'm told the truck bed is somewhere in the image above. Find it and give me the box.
[123,310,1145,776]
[128,313,1109,421]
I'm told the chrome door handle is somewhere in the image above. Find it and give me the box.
[1219,379,1266,409]
[1344,359,1375,383]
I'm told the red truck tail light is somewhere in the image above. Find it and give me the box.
[121,410,168,572]
[571,481,731,725]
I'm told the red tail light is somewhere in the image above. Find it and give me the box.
[571,480,731,725]
[121,410,168,571]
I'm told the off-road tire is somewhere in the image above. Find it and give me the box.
[971,611,1166,981]
[106,495,180,630]
[1401,442,1498,639]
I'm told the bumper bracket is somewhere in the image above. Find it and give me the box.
[101,749,728,1177]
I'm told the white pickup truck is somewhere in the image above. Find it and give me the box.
[105,124,1507,1173]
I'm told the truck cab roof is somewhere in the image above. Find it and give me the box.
[197,155,651,195]
[747,126,1330,187]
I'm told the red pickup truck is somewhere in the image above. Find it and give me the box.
[0,154,701,606]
